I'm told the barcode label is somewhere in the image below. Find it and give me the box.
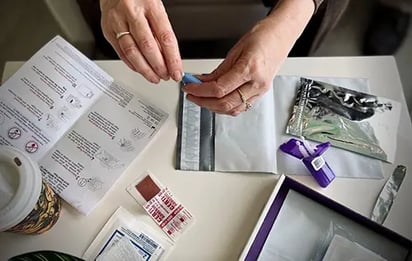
[311,156,325,171]
[180,94,202,170]
[176,88,215,171]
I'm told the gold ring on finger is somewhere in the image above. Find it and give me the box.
[116,31,131,40]
[237,88,247,104]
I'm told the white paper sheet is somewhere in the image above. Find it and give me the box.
[0,36,168,215]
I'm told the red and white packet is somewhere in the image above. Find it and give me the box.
[127,171,194,242]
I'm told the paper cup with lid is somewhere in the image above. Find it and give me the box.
[0,146,61,234]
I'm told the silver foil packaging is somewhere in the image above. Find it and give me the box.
[286,77,400,162]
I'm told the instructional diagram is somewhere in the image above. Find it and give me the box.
[0,36,168,215]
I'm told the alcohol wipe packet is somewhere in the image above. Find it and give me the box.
[127,171,195,242]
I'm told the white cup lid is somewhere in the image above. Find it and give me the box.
[0,146,42,231]
[0,159,19,209]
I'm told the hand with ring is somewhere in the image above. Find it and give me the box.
[100,0,183,83]
[182,0,314,116]
[182,17,283,116]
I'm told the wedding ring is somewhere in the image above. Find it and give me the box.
[116,31,131,40]
[237,89,247,104]
[237,88,252,111]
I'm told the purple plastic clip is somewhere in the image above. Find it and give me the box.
[279,138,335,188]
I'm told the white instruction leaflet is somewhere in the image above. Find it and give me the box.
[0,36,168,215]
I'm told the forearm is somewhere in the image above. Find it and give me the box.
[263,0,316,54]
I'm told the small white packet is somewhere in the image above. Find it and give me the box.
[127,171,195,242]
[83,207,171,261]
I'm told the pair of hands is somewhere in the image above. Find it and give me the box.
[100,0,313,116]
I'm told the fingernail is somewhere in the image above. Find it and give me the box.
[231,111,240,117]
[172,71,182,82]
[149,77,160,84]
[160,71,169,81]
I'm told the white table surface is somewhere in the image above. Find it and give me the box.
[0,57,411,260]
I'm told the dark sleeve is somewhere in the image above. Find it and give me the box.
[309,0,350,52]
[262,0,326,14]
[76,0,118,58]
[262,0,349,55]
[312,0,325,13]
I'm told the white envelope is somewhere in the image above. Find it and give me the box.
[178,76,389,179]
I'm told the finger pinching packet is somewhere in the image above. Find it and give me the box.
[127,171,194,242]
